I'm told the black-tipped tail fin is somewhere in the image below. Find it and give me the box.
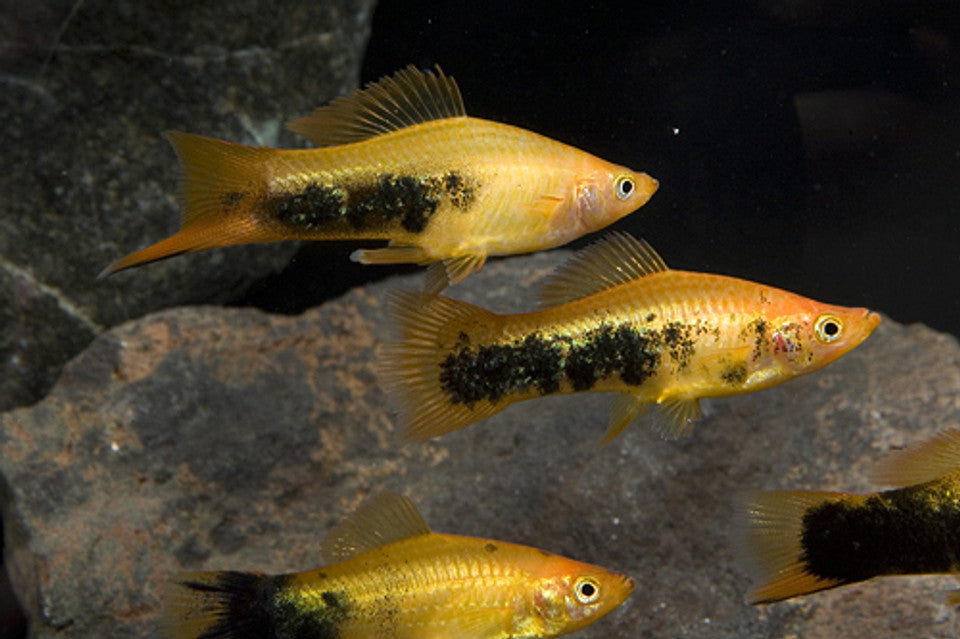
[741,490,846,604]
[381,290,503,441]
[166,571,275,639]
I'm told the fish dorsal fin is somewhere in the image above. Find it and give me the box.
[538,232,669,308]
[871,429,960,487]
[287,65,466,147]
[320,493,432,562]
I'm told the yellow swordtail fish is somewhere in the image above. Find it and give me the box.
[168,493,635,639]
[382,232,880,441]
[103,66,658,294]
[743,429,960,604]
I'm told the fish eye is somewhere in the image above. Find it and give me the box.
[614,175,634,200]
[574,577,600,604]
[814,314,843,343]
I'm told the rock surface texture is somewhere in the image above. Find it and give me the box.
[0,1,376,411]
[1,250,958,638]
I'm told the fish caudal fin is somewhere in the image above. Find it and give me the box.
[381,290,503,441]
[166,570,275,639]
[740,490,845,603]
[101,131,281,276]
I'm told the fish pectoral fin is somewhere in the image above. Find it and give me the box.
[351,244,431,265]
[603,393,651,444]
[423,253,487,296]
[319,493,431,563]
[651,397,702,439]
[527,193,566,219]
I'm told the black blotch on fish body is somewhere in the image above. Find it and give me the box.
[751,318,769,362]
[800,483,960,583]
[485,543,498,553]
[661,321,696,370]
[273,579,350,639]
[439,322,664,405]
[443,172,476,209]
[721,363,748,385]
[564,324,660,390]
[270,183,346,232]
[321,591,342,608]
[221,191,246,210]
[440,332,563,404]
[268,171,476,235]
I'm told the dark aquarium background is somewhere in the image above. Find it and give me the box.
[245,0,960,338]
[3,2,960,638]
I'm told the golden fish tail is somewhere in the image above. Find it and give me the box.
[381,290,504,441]
[740,490,847,603]
[166,570,276,639]
[101,132,282,276]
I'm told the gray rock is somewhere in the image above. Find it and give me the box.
[1,249,958,638]
[0,0,376,411]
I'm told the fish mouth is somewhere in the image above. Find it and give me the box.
[862,309,882,333]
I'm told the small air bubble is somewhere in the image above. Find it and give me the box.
[671,127,680,135]
[110,441,120,452]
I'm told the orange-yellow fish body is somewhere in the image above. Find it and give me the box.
[744,429,960,604]
[171,494,634,639]
[104,66,658,293]
[383,233,880,441]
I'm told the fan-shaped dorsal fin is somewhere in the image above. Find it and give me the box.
[871,429,960,487]
[287,65,466,147]
[538,232,669,307]
[319,493,432,562]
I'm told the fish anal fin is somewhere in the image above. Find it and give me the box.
[287,65,466,147]
[742,490,848,604]
[603,393,650,444]
[538,232,669,307]
[351,244,431,266]
[319,493,431,563]
[381,290,506,440]
[750,572,844,605]
[423,254,486,296]
[651,397,702,439]
[871,429,960,487]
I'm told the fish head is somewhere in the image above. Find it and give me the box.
[571,165,658,235]
[529,557,635,636]
[767,303,880,377]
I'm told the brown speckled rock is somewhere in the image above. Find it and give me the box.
[0,0,376,412]
[1,250,959,638]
